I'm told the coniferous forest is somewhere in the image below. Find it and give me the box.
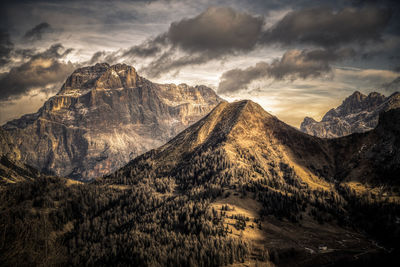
[1,139,399,266]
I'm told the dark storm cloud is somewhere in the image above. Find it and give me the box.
[123,5,392,78]
[0,30,13,66]
[122,6,264,77]
[126,6,263,55]
[218,48,352,94]
[262,6,391,47]
[23,22,52,41]
[0,44,76,100]
[166,6,263,52]
[217,5,394,94]
[218,62,269,94]
[268,50,333,79]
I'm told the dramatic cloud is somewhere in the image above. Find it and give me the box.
[141,49,215,78]
[86,50,121,65]
[218,48,355,94]
[218,62,269,94]
[121,5,393,78]
[263,6,391,47]
[122,34,167,59]
[166,6,263,52]
[0,30,13,66]
[23,22,53,41]
[0,44,76,100]
[121,6,264,77]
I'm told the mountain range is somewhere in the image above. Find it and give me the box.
[0,64,399,266]
[300,91,400,138]
[1,63,222,179]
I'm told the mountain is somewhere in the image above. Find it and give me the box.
[108,100,335,188]
[0,127,21,162]
[0,156,42,185]
[101,100,399,265]
[1,100,399,266]
[108,100,399,189]
[0,128,38,184]
[332,107,400,186]
[300,91,400,138]
[1,63,222,179]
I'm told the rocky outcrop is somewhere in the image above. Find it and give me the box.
[1,63,222,179]
[300,91,400,138]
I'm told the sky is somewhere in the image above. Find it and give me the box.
[1,0,400,127]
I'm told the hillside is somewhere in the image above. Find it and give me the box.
[1,63,222,179]
[1,100,399,266]
[0,156,42,185]
[301,91,400,138]
[103,100,400,265]
[333,107,400,186]
[0,128,40,184]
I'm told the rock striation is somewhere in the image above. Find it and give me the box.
[1,63,222,179]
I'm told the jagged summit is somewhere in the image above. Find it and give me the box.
[301,90,400,138]
[334,91,385,116]
[1,63,222,179]
[322,91,386,122]
[59,63,139,95]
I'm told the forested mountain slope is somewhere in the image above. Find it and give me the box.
[1,101,399,266]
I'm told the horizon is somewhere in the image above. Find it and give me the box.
[0,61,397,127]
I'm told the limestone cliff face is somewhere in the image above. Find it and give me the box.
[1,63,222,179]
[300,91,400,138]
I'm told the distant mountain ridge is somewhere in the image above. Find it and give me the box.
[300,91,400,138]
[1,63,222,179]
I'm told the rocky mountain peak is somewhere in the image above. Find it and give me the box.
[302,116,316,124]
[1,63,222,179]
[335,91,386,116]
[59,63,139,94]
[60,63,110,93]
[94,63,138,90]
[301,90,399,138]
